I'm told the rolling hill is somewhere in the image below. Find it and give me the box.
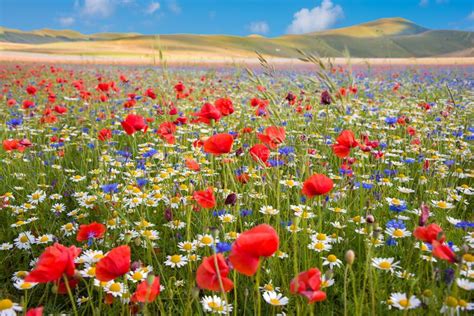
[1,18,473,59]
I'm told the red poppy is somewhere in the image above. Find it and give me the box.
[258,126,285,149]
[145,88,157,99]
[22,100,35,109]
[249,144,270,164]
[215,98,234,116]
[157,121,177,144]
[53,105,67,114]
[121,114,148,135]
[26,307,43,316]
[26,85,37,95]
[25,243,81,283]
[95,245,131,281]
[97,82,110,92]
[290,268,327,303]
[332,130,358,158]
[229,224,279,276]
[302,174,334,197]
[131,276,161,303]
[185,158,200,171]
[3,139,26,152]
[413,223,445,244]
[193,187,216,209]
[98,128,112,141]
[193,103,221,125]
[196,254,233,292]
[76,222,107,242]
[432,240,456,263]
[203,133,233,155]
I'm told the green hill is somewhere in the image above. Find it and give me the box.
[1,18,472,58]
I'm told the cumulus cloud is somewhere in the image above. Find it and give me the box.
[80,0,115,18]
[146,2,161,14]
[248,21,270,35]
[58,17,75,27]
[168,0,181,14]
[286,0,343,34]
[419,0,429,7]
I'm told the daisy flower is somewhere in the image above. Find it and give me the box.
[323,254,343,269]
[196,234,216,247]
[389,292,421,310]
[14,232,35,250]
[385,227,412,239]
[164,254,188,268]
[201,295,233,314]
[431,200,455,209]
[104,281,127,297]
[259,205,279,215]
[372,257,400,272]
[456,278,474,291]
[263,291,289,306]
[0,299,22,315]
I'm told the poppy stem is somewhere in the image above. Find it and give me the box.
[63,274,78,316]
[212,249,229,316]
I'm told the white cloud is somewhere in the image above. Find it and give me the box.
[248,21,270,35]
[146,2,161,14]
[419,0,429,7]
[168,0,181,14]
[468,11,474,21]
[58,17,76,27]
[286,0,343,34]
[81,0,115,18]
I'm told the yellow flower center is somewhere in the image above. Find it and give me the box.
[379,261,391,269]
[270,298,281,305]
[170,255,182,264]
[446,296,458,307]
[20,282,33,289]
[393,229,404,238]
[399,299,410,308]
[39,236,49,242]
[19,235,29,243]
[264,284,274,291]
[109,283,121,292]
[458,299,468,308]
[314,242,324,250]
[316,233,327,241]
[87,267,96,276]
[0,299,13,310]
[391,199,401,206]
[462,254,474,262]
[132,271,143,280]
[201,236,212,244]
[437,201,447,208]
[183,243,193,251]
[208,301,223,311]
[65,223,74,230]
[327,254,337,262]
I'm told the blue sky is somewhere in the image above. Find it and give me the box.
[0,0,473,36]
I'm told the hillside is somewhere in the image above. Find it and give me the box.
[0,18,472,58]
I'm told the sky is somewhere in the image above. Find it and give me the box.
[0,0,473,36]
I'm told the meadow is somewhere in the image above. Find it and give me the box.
[0,59,473,315]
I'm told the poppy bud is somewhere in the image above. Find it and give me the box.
[235,147,244,157]
[164,208,173,222]
[146,274,156,286]
[131,261,142,271]
[320,90,331,105]
[366,214,375,224]
[419,203,430,226]
[345,250,355,265]
[225,193,237,206]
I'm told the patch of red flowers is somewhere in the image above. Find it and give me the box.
[203,133,233,155]
[76,222,107,242]
[332,130,358,158]
[290,268,327,303]
[196,254,233,292]
[193,187,216,209]
[95,245,131,281]
[302,174,334,197]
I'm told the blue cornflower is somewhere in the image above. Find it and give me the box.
[101,183,119,193]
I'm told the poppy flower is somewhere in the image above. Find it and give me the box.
[432,240,456,263]
[22,100,35,109]
[229,224,279,276]
[97,82,110,92]
[203,133,233,155]
[53,105,67,114]
[95,245,131,281]
[193,187,216,209]
[196,254,233,292]
[121,114,148,135]
[258,126,285,149]
[302,174,334,197]
[26,85,37,95]
[3,139,26,152]
[25,243,81,283]
[193,103,221,125]
[98,128,112,141]
[157,121,176,144]
[249,143,270,164]
[185,158,200,171]
[215,98,234,116]
[131,276,161,303]
[26,307,43,316]
[145,88,157,99]
[320,91,332,105]
[332,130,358,158]
[290,268,327,303]
[413,223,445,244]
[76,222,106,242]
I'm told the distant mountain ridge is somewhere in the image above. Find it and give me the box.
[1,18,473,58]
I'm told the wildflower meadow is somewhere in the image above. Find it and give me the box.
[0,59,473,315]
